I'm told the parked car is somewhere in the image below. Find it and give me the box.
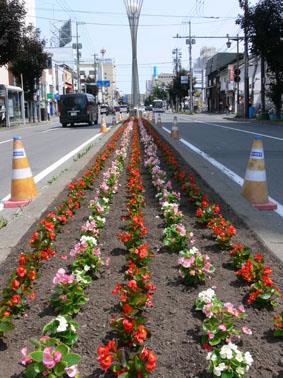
[145,105,153,111]
[59,93,98,127]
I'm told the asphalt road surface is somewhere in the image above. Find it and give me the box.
[157,112,283,215]
[0,116,115,203]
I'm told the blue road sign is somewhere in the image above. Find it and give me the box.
[96,80,110,87]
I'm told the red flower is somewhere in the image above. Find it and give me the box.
[17,266,27,278]
[122,304,134,315]
[123,318,134,333]
[29,271,36,281]
[12,279,21,290]
[10,294,21,305]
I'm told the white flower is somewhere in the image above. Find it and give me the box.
[198,288,216,303]
[220,345,233,360]
[84,265,90,272]
[244,351,253,366]
[213,363,226,376]
[80,235,97,246]
[56,316,68,332]
[235,352,244,362]
[236,367,245,375]
[206,352,217,362]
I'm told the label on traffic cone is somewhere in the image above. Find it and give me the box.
[241,137,277,210]
[100,115,108,133]
[4,136,37,208]
[171,116,180,139]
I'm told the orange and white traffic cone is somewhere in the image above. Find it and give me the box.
[171,116,180,139]
[241,137,277,210]
[4,136,37,208]
[100,114,108,133]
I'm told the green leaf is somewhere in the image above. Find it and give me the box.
[30,351,43,363]
[54,361,67,376]
[64,353,81,366]
[24,364,39,378]
[117,373,128,378]
[55,344,69,358]
[0,319,14,333]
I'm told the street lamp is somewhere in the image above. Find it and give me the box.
[124,0,143,109]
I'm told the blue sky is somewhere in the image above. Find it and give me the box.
[35,0,257,95]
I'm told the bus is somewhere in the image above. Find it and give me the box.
[152,99,166,113]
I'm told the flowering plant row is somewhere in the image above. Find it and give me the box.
[139,121,214,286]
[0,126,126,336]
[196,288,253,377]
[97,121,157,377]
[141,120,282,328]
[20,123,133,377]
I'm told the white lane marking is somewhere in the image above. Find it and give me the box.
[0,138,12,145]
[162,126,283,218]
[178,118,283,141]
[0,131,102,211]
[40,127,62,133]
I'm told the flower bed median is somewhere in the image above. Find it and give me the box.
[0,117,282,377]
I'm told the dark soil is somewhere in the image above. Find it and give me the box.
[0,123,282,378]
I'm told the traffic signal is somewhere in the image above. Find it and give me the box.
[234,68,241,83]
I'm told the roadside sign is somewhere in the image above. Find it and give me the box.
[96,80,110,87]
[47,93,54,100]
[181,76,189,84]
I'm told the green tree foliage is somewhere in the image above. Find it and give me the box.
[168,69,194,110]
[11,25,49,102]
[0,0,26,66]
[238,0,283,118]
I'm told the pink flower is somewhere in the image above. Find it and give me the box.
[238,305,246,313]
[208,331,214,340]
[181,256,195,268]
[20,347,32,366]
[203,303,213,318]
[105,257,111,267]
[53,268,75,285]
[93,248,101,257]
[176,224,186,237]
[40,336,50,342]
[242,326,252,335]
[43,347,56,369]
[218,324,227,331]
[224,302,239,317]
[65,365,79,377]
[60,255,68,261]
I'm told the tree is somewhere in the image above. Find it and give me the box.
[151,85,168,101]
[237,0,283,118]
[11,25,49,119]
[0,0,26,66]
[168,69,194,111]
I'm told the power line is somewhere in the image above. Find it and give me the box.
[36,7,236,19]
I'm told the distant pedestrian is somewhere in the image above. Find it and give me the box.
[0,103,6,126]
[47,102,50,121]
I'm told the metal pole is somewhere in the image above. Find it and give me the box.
[76,22,81,93]
[124,0,143,110]
[236,36,240,115]
[243,0,249,119]
[20,74,26,125]
[189,21,193,113]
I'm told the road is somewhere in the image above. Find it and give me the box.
[158,112,283,216]
[0,116,115,205]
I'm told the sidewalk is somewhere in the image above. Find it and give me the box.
[0,116,59,131]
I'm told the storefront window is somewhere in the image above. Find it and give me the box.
[8,90,22,122]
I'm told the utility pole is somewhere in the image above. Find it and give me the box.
[187,21,193,113]
[76,21,81,93]
[260,55,266,116]
[243,0,249,119]
[93,53,97,83]
[236,35,240,114]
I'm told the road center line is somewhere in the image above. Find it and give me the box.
[162,126,283,218]
[0,131,102,211]
[191,120,283,141]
